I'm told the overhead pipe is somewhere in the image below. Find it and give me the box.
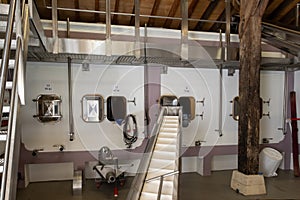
[181,0,188,60]
[225,0,231,61]
[134,0,140,59]
[106,0,112,56]
[52,0,59,54]
[45,6,239,25]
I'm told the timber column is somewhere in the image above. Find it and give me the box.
[231,0,269,195]
[238,0,268,175]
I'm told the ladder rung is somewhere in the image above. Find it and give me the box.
[0,59,15,69]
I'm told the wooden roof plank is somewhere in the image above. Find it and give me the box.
[267,0,299,22]
[147,0,162,26]
[163,0,180,28]
[202,0,225,31]
[264,0,284,15]
[194,0,219,31]
[189,0,212,30]
[112,0,120,24]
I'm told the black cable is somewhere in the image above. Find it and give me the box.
[123,114,138,148]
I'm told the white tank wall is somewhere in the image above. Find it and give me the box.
[20,62,145,152]
[19,62,285,153]
[161,68,285,147]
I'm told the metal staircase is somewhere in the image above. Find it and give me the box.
[127,107,181,200]
[0,0,29,199]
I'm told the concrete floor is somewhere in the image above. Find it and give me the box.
[17,170,300,200]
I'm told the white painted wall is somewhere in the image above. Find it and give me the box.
[20,62,144,153]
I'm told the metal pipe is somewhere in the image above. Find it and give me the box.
[297,3,299,27]
[218,65,223,137]
[157,176,164,200]
[134,0,140,59]
[281,68,288,135]
[181,0,188,60]
[52,0,58,54]
[225,0,231,61]
[67,17,74,141]
[106,0,111,56]
[45,6,238,24]
[67,17,70,38]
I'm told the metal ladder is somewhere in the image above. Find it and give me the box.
[0,0,29,199]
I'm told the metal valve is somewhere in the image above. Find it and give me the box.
[196,98,205,106]
[196,112,204,120]
[262,111,271,119]
[263,98,271,106]
[128,97,136,106]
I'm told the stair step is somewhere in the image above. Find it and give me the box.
[0,38,17,50]
[152,150,176,159]
[149,159,176,170]
[0,59,15,69]
[157,137,177,145]
[0,4,10,17]
[163,116,179,120]
[0,134,7,141]
[140,192,172,200]
[146,169,176,182]
[5,81,12,89]
[154,144,176,152]
[3,106,10,113]
[142,179,174,194]
[159,127,178,133]
[161,123,178,128]
[158,131,177,138]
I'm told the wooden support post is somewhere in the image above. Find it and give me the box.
[238,0,268,175]
[231,2,269,195]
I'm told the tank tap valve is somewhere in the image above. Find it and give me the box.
[32,148,44,156]
[53,144,65,152]
[69,132,74,141]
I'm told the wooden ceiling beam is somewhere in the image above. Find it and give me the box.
[75,0,80,22]
[94,0,100,22]
[129,5,135,26]
[266,0,299,21]
[264,0,284,15]
[189,0,210,30]
[209,10,225,32]
[147,0,162,27]
[163,0,180,28]
[201,0,225,31]
[279,7,298,25]
[188,0,198,18]
[194,0,219,31]
[112,0,120,24]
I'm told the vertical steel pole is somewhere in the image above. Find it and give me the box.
[181,0,188,60]
[135,0,141,59]
[52,0,59,54]
[106,0,112,56]
[225,0,231,60]
[296,3,299,27]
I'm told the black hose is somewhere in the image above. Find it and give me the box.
[123,114,138,148]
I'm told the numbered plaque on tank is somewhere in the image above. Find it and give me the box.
[82,95,104,122]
